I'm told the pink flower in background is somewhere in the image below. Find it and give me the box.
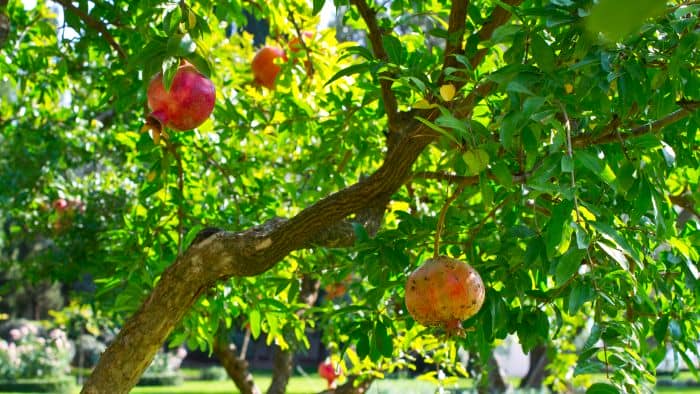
[9,328,21,341]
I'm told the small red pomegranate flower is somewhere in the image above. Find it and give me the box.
[144,61,215,142]
[405,256,485,335]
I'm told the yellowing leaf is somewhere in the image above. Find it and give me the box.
[576,205,596,222]
[187,9,197,29]
[440,84,456,101]
[413,99,437,109]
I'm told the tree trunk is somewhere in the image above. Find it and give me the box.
[476,355,507,394]
[267,347,293,394]
[519,344,548,389]
[212,336,261,394]
[487,356,508,393]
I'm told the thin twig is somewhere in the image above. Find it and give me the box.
[559,102,578,208]
[287,11,316,76]
[168,142,186,255]
[464,195,512,251]
[350,0,400,130]
[54,0,127,60]
[433,184,466,258]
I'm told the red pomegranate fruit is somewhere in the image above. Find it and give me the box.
[317,359,338,388]
[146,61,215,132]
[405,256,485,334]
[252,46,287,89]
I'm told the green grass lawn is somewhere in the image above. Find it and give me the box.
[128,378,700,394]
[1,371,697,393]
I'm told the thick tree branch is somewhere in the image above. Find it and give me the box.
[572,101,700,148]
[350,0,400,131]
[81,115,442,393]
[54,0,127,59]
[438,0,470,86]
[469,0,523,70]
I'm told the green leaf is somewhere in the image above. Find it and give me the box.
[546,200,574,258]
[561,155,574,173]
[669,320,682,340]
[164,6,182,34]
[356,334,370,359]
[249,309,261,339]
[463,149,490,176]
[568,280,593,315]
[415,116,460,145]
[373,321,393,358]
[381,35,403,64]
[586,382,620,394]
[586,0,666,42]
[653,315,669,343]
[161,57,180,92]
[531,34,555,72]
[312,0,325,15]
[555,247,585,285]
[492,161,513,186]
[596,241,629,270]
[325,63,370,86]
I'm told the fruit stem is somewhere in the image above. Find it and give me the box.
[433,184,466,258]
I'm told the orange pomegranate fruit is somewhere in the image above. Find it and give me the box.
[251,46,287,89]
[405,256,485,333]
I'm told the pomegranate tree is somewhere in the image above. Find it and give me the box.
[146,61,215,135]
[405,256,485,334]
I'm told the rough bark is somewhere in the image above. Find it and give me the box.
[487,356,508,393]
[319,376,374,394]
[519,344,548,389]
[267,348,293,394]
[213,338,261,394]
[476,355,508,394]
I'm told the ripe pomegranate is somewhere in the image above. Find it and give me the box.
[251,46,287,89]
[405,256,485,334]
[317,359,338,388]
[53,198,69,211]
[146,61,215,133]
